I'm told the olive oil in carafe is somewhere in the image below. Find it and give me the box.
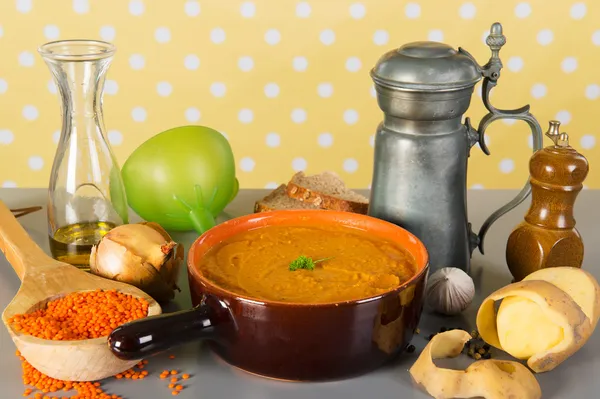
[49,221,116,270]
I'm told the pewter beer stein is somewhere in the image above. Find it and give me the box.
[368,23,543,275]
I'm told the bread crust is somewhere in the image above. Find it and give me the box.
[285,181,368,214]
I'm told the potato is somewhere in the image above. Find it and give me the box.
[476,269,598,373]
[523,267,600,330]
[409,329,541,399]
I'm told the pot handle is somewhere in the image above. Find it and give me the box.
[109,304,218,360]
[460,23,544,255]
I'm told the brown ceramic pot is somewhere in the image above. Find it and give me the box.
[109,210,429,381]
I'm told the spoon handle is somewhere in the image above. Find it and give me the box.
[0,200,52,280]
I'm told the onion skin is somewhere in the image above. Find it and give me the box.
[89,222,184,303]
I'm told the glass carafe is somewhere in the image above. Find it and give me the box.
[39,40,128,269]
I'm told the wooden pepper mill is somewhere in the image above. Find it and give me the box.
[506,120,589,281]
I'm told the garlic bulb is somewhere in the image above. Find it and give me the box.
[426,267,475,315]
[89,222,183,303]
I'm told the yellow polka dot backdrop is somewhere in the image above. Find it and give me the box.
[0,0,598,189]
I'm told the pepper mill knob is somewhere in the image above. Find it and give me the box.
[545,120,561,145]
[557,132,570,147]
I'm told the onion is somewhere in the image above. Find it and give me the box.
[89,222,183,303]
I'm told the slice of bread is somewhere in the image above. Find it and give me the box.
[285,171,369,214]
[254,184,321,213]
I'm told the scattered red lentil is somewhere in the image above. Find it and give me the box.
[172,391,179,396]
[170,370,177,375]
[8,289,149,340]
[170,377,178,383]
[182,374,190,380]
[175,385,183,391]
[168,384,175,389]
[169,355,176,359]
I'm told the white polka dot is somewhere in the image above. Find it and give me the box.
[210,27,226,44]
[585,84,600,100]
[22,105,38,121]
[507,56,524,72]
[471,184,484,190]
[296,1,311,17]
[19,51,34,67]
[108,130,123,146]
[0,79,7,94]
[28,156,44,171]
[104,80,118,95]
[131,107,147,122]
[99,26,116,41]
[73,0,89,13]
[502,119,516,126]
[370,85,377,98]
[238,109,253,124]
[155,27,171,43]
[481,30,490,45]
[210,82,226,97]
[293,56,308,71]
[405,3,421,18]
[16,0,32,13]
[264,83,279,98]
[499,159,514,174]
[53,130,60,144]
[319,29,335,45]
[292,157,307,171]
[47,79,57,94]
[373,30,389,46]
[219,131,228,140]
[514,2,531,18]
[570,3,586,19]
[318,133,333,148]
[343,159,358,173]
[343,109,359,125]
[580,135,595,149]
[264,29,281,45]
[129,54,145,70]
[156,81,172,97]
[184,1,201,17]
[0,129,14,145]
[317,83,333,98]
[240,157,255,172]
[531,83,547,99]
[583,184,589,190]
[0,25,3,37]
[345,57,362,72]
[459,2,476,19]
[265,133,280,147]
[240,1,255,18]
[561,57,577,73]
[555,110,571,125]
[536,29,553,46]
[129,0,144,15]
[349,3,366,19]
[44,25,60,40]
[2,181,17,188]
[428,29,444,42]
[185,107,201,122]
[265,182,278,189]
[291,108,307,123]
[369,135,375,147]
[238,56,254,71]
[184,54,200,70]
[593,30,600,46]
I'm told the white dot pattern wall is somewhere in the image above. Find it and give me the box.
[0,0,598,189]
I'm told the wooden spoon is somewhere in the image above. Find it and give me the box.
[0,200,162,381]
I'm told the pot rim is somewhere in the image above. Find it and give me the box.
[187,209,429,308]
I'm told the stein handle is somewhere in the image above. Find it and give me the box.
[460,22,544,255]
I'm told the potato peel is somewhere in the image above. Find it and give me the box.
[476,280,592,373]
[409,329,541,399]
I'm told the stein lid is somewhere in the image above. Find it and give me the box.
[370,41,482,91]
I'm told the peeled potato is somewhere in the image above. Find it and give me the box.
[477,268,599,373]
[409,329,541,399]
[523,267,600,330]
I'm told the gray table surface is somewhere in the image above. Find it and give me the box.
[1,188,599,399]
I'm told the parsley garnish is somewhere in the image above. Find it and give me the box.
[289,255,333,271]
